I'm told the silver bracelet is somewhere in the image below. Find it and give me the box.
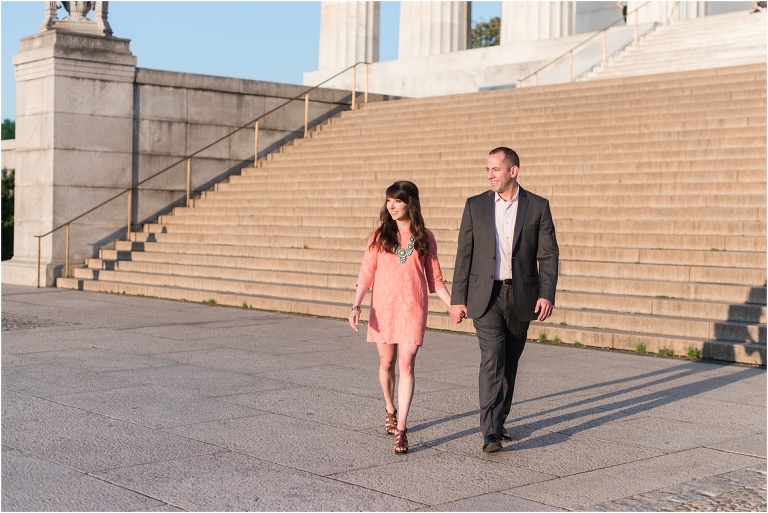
[351,305,361,312]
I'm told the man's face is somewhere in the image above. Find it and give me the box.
[486,152,518,198]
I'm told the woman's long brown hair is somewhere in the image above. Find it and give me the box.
[371,181,431,258]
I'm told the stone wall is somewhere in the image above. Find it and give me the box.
[129,68,378,230]
[1,140,15,172]
[3,28,393,287]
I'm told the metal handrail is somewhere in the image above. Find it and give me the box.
[34,60,372,287]
[516,1,654,88]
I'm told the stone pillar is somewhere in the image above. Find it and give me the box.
[318,1,379,70]
[2,3,136,286]
[398,1,471,59]
[500,1,574,45]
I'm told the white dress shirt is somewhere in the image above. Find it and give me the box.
[494,186,520,281]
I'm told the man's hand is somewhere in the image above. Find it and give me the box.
[449,305,468,324]
[535,298,553,322]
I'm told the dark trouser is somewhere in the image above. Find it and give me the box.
[473,281,530,439]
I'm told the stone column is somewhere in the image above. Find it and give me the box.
[318,1,379,70]
[500,1,575,45]
[398,1,471,59]
[3,4,136,286]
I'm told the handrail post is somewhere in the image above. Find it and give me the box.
[351,64,356,110]
[304,93,309,138]
[534,72,538,87]
[253,120,259,164]
[364,63,369,104]
[36,236,41,288]
[126,188,133,240]
[186,158,191,207]
[634,7,638,44]
[569,51,573,83]
[602,30,607,67]
[65,223,70,279]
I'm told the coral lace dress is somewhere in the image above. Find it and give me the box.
[356,229,446,346]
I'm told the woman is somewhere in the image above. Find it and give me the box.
[349,180,451,454]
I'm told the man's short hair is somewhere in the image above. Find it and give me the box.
[489,147,520,169]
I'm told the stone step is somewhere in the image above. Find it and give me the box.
[106,241,768,305]
[247,160,766,178]
[183,191,766,211]
[306,116,766,142]
[198,181,768,198]
[153,205,766,227]
[54,276,767,366]
[60,268,766,346]
[101,241,765,271]
[80,257,767,324]
[90,244,767,290]
[124,229,766,255]
[139,218,766,246]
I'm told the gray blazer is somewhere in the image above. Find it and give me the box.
[451,187,559,321]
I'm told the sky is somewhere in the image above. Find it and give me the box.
[1,1,501,121]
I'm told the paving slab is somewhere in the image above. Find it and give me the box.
[218,385,448,431]
[416,491,565,511]
[1,361,140,398]
[154,347,319,375]
[561,415,744,452]
[105,363,293,399]
[331,450,553,505]
[50,384,262,428]
[1,390,88,425]
[507,448,763,510]
[1,446,165,512]
[2,413,222,473]
[94,451,422,511]
[166,413,407,476]
[2,284,765,511]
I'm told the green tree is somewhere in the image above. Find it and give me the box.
[2,169,14,261]
[471,16,500,48]
[1,119,15,140]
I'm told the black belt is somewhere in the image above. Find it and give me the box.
[494,279,513,286]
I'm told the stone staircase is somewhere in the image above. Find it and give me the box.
[58,62,767,365]
[582,10,766,81]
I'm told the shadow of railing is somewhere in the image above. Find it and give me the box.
[416,360,763,450]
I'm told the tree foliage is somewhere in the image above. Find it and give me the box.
[1,119,15,140]
[471,17,500,48]
[2,169,14,261]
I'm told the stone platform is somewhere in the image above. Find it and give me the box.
[2,284,765,511]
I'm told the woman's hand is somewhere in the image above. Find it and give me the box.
[348,307,361,331]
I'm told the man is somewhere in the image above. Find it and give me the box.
[449,147,559,453]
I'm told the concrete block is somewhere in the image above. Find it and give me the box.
[54,112,133,153]
[139,119,188,156]
[186,89,240,125]
[55,76,133,118]
[186,123,231,160]
[137,84,187,122]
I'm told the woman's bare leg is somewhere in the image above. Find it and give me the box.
[376,342,397,413]
[396,343,419,430]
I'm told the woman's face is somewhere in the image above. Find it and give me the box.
[386,196,410,223]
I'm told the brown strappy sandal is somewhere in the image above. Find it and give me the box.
[385,409,398,435]
[394,428,408,454]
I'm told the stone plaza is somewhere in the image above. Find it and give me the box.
[2,284,765,511]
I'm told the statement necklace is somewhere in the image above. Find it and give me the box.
[394,234,415,264]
